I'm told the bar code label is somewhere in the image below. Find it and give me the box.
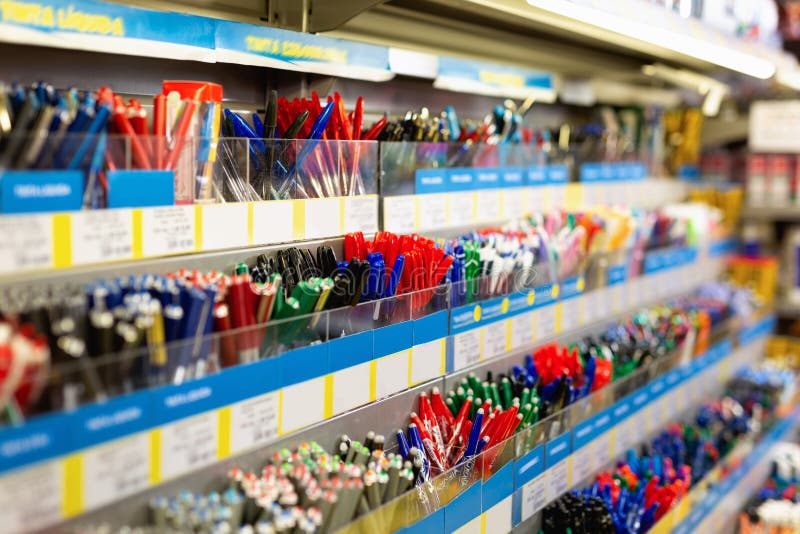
[452,329,481,371]
[160,412,218,480]
[547,458,571,502]
[510,311,535,349]
[0,214,53,274]
[230,392,279,454]
[449,191,475,226]
[383,196,415,233]
[141,205,195,256]
[537,305,556,339]
[342,195,378,234]
[592,431,614,470]
[521,473,547,521]
[417,194,447,231]
[483,320,507,359]
[0,461,62,532]
[84,433,150,509]
[71,209,134,264]
[252,200,293,245]
[571,445,593,485]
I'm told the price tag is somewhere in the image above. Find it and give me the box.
[452,329,481,371]
[83,433,150,509]
[71,210,134,265]
[0,461,62,531]
[502,188,526,219]
[561,298,580,332]
[383,196,415,233]
[546,458,571,501]
[449,192,475,226]
[483,321,507,359]
[342,195,378,234]
[141,205,196,256]
[230,392,279,454]
[476,190,501,222]
[417,194,448,231]
[571,446,593,484]
[159,412,218,480]
[510,311,535,349]
[281,378,325,434]
[0,214,53,274]
[521,474,547,521]
[592,431,614,469]
[305,198,341,239]
[550,184,566,209]
[201,203,248,250]
[252,201,293,245]
[615,417,634,453]
[537,305,556,339]
[528,186,547,212]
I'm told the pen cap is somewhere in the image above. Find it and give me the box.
[162,81,223,103]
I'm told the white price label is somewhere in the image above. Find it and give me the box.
[0,462,62,533]
[141,205,195,256]
[547,458,571,501]
[417,194,448,231]
[343,195,378,234]
[84,433,150,509]
[201,203,248,249]
[0,214,53,274]
[537,305,556,339]
[383,196,416,233]
[510,311,535,349]
[71,210,134,264]
[550,185,566,209]
[230,392,279,454]
[410,339,444,385]
[453,329,481,371]
[521,474,547,521]
[305,198,340,239]
[592,431,614,469]
[475,190,501,222]
[561,298,580,332]
[502,188,525,219]
[615,418,634,453]
[483,321,507,359]
[571,446,593,485]
[449,192,474,226]
[252,201,293,245]
[528,186,546,212]
[160,412,218,480]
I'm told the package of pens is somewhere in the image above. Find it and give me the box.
[740,442,800,534]
[215,91,383,202]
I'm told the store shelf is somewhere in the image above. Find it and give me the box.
[0,241,733,531]
[741,205,800,221]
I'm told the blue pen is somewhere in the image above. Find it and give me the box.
[251,113,264,138]
[396,429,411,459]
[288,99,335,177]
[445,106,460,142]
[385,254,405,298]
[54,102,93,167]
[365,252,385,300]
[82,130,107,208]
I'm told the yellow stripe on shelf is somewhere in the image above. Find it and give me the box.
[277,389,284,436]
[247,203,254,246]
[505,319,512,352]
[323,375,334,419]
[149,430,161,485]
[480,513,488,534]
[408,347,415,387]
[193,205,203,251]
[369,361,378,402]
[478,328,486,361]
[338,197,346,235]
[52,213,72,268]
[440,340,446,376]
[292,199,305,240]
[218,407,231,459]
[62,455,84,517]
[131,209,143,258]
[413,197,422,231]
[554,303,564,334]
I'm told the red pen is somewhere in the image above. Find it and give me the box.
[152,94,166,170]
[362,117,387,141]
[111,97,152,170]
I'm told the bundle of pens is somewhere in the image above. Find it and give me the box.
[727,365,797,416]
[740,442,800,534]
[220,91,386,202]
[443,210,601,306]
[544,395,760,534]
[146,432,411,533]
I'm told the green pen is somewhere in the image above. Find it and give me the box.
[500,377,512,409]
[470,398,481,419]
[445,397,458,418]
[235,261,249,275]
[520,387,531,408]
[489,383,502,409]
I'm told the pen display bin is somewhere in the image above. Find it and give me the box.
[209,138,378,202]
[0,134,194,213]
